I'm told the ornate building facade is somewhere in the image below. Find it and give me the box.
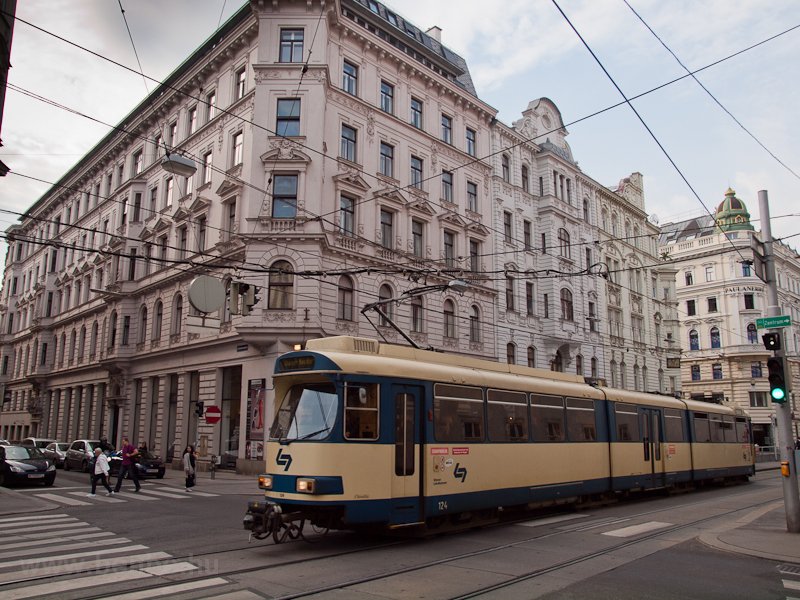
[660,189,800,446]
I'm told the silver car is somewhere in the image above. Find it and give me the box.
[42,442,70,468]
[64,440,102,472]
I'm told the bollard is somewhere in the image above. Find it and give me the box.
[210,455,217,479]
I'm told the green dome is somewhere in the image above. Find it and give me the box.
[715,188,754,232]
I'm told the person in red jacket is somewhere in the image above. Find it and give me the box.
[114,436,141,493]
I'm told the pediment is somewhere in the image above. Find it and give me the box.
[333,171,371,192]
[467,222,490,236]
[172,206,190,222]
[152,218,171,234]
[139,227,153,241]
[69,265,82,277]
[91,253,105,265]
[108,235,125,250]
[188,196,210,213]
[407,198,436,216]
[215,179,242,198]
[438,212,467,227]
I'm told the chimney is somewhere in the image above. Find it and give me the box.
[425,26,441,42]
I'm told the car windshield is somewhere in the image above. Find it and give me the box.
[269,383,338,441]
[4,446,44,460]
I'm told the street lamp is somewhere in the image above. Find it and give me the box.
[361,279,468,350]
[160,153,197,178]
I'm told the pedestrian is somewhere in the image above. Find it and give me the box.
[97,436,112,453]
[88,448,114,497]
[182,445,196,492]
[113,436,141,493]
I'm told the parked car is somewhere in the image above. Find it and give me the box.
[63,440,103,472]
[42,442,70,468]
[0,445,57,487]
[20,437,57,450]
[0,439,9,446]
[109,449,166,479]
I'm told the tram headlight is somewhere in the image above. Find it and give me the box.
[258,474,273,490]
[296,478,316,494]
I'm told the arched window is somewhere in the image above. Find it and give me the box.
[411,297,423,333]
[153,300,163,340]
[337,275,354,321]
[108,311,118,348]
[469,305,481,342]
[710,326,721,349]
[619,361,626,388]
[576,354,583,375]
[90,321,98,357]
[506,343,516,364]
[611,212,618,237]
[521,164,529,192]
[633,364,640,391]
[527,346,535,368]
[658,368,664,393]
[501,154,510,182]
[552,350,563,372]
[560,288,573,321]
[378,284,393,326]
[591,357,598,378]
[689,329,699,350]
[601,208,609,232]
[443,300,456,338]
[172,294,183,335]
[268,259,293,310]
[138,305,148,344]
[78,326,86,362]
[583,198,590,222]
[746,323,758,344]
[610,359,617,387]
[642,366,648,390]
[558,228,570,258]
[69,329,77,363]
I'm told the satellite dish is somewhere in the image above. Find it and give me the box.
[188,275,225,313]
[649,213,660,225]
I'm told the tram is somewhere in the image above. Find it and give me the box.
[244,336,754,542]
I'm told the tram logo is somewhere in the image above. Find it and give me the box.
[276,449,293,471]
[454,463,467,483]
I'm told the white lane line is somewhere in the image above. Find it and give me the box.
[67,491,126,503]
[0,528,103,542]
[135,489,189,499]
[182,490,218,497]
[517,513,590,527]
[141,561,198,575]
[0,532,113,552]
[0,522,95,535]
[0,569,150,600]
[0,537,131,560]
[96,576,229,600]
[0,514,72,524]
[32,493,90,506]
[602,521,672,538]
[0,551,171,584]
[13,485,95,493]
[0,544,150,569]
[106,491,157,501]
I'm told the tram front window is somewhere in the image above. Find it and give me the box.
[269,383,338,442]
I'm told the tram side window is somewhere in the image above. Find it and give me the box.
[693,413,711,443]
[434,384,484,442]
[531,394,565,442]
[487,389,528,442]
[614,403,640,442]
[344,382,379,440]
[709,414,725,442]
[664,408,686,442]
[735,417,750,443]
[721,416,736,442]
[566,398,597,442]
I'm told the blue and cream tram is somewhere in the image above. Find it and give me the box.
[244,337,754,541]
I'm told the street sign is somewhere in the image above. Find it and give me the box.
[204,405,222,424]
[756,315,792,329]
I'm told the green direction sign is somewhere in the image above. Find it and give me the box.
[756,315,792,329]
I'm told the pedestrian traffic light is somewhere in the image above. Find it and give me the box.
[766,357,787,403]
[195,401,205,417]
[762,332,781,351]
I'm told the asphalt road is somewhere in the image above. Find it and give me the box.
[1,470,796,600]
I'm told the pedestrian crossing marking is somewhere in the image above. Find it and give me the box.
[0,537,131,561]
[1,522,94,535]
[141,561,198,575]
[0,532,113,552]
[67,491,126,503]
[129,488,188,499]
[0,543,150,570]
[0,514,73,524]
[0,570,150,600]
[602,521,672,538]
[33,493,90,506]
[0,551,172,585]
[784,579,800,591]
[95,576,230,600]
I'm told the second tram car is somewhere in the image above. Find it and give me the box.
[244,337,754,541]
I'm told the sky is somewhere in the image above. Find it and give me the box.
[2,0,799,258]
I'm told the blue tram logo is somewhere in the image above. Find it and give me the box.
[276,449,293,471]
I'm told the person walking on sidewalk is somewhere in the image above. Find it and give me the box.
[182,445,196,492]
[114,436,141,493]
[88,448,114,497]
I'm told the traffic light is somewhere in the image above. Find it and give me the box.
[241,285,260,315]
[195,401,205,417]
[227,282,240,315]
[766,357,787,403]
[762,332,782,351]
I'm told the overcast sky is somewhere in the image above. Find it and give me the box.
[2,0,799,255]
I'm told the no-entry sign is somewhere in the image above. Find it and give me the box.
[204,405,222,424]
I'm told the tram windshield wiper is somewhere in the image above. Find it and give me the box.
[281,426,331,445]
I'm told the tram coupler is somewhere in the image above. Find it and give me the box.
[244,500,307,543]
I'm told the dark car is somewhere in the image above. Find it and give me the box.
[0,445,57,487]
[64,440,103,472]
[109,449,166,479]
[42,442,70,468]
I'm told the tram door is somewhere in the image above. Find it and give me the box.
[640,408,666,488]
[389,385,423,525]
